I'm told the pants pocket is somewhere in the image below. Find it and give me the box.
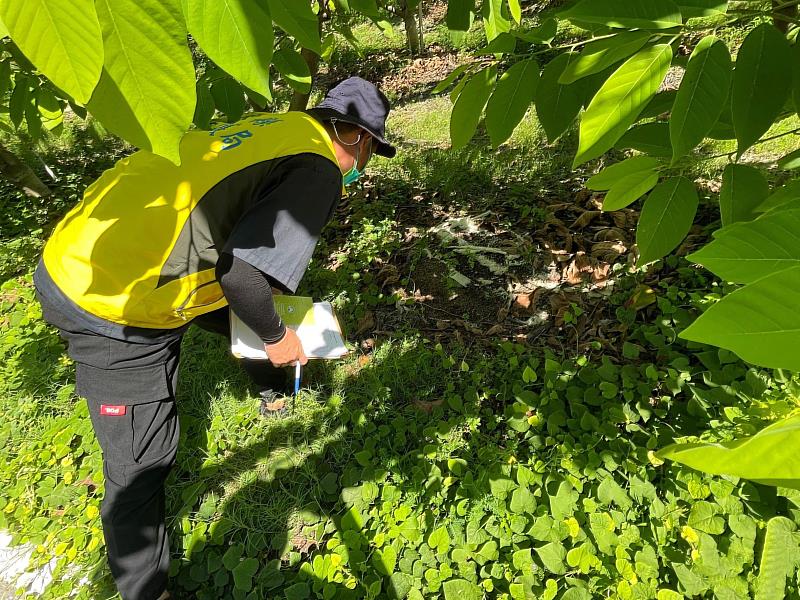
[86,397,179,467]
[79,362,179,467]
[130,399,179,465]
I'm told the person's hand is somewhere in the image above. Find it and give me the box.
[265,328,308,368]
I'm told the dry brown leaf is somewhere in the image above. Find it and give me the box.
[291,533,317,554]
[484,324,505,336]
[575,188,591,205]
[514,293,532,310]
[563,252,595,285]
[355,311,376,335]
[591,241,627,262]
[572,211,601,229]
[564,233,574,254]
[549,292,570,315]
[594,227,627,242]
[592,263,611,283]
[612,212,629,229]
[377,264,400,287]
[413,398,445,414]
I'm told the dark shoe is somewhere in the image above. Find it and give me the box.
[259,390,289,419]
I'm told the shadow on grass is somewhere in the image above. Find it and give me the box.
[6,85,744,599]
[75,315,717,599]
[76,328,485,599]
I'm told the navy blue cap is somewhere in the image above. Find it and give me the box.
[310,77,396,158]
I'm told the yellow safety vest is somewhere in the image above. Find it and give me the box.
[43,112,339,329]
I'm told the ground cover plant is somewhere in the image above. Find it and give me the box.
[4,1,800,599]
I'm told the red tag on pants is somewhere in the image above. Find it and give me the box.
[100,404,127,416]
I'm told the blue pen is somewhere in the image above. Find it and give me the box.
[294,361,302,396]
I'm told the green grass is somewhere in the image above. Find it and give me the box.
[4,252,799,598]
[698,113,800,176]
[4,12,800,600]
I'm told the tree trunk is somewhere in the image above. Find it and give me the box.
[417,0,425,54]
[773,0,797,33]
[402,1,422,55]
[0,143,51,198]
[289,47,322,112]
[289,6,325,112]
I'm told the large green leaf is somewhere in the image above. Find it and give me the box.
[0,60,11,98]
[442,579,482,600]
[757,180,800,213]
[350,0,380,17]
[446,0,474,32]
[677,0,728,17]
[266,0,320,54]
[586,156,660,190]
[193,79,215,129]
[211,78,247,122]
[602,170,659,211]
[475,32,516,56]
[636,177,698,264]
[88,0,195,163]
[574,44,672,167]
[515,18,556,45]
[450,66,497,149]
[559,32,650,85]
[25,90,43,141]
[687,501,725,534]
[731,23,792,157]
[559,0,682,29]
[482,0,510,42]
[755,517,797,599]
[670,36,731,163]
[9,77,30,128]
[535,541,567,574]
[659,416,800,488]
[37,88,64,131]
[371,545,397,576]
[0,0,103,103]
[689,207,800,284]
[707,103,735,139]
[778,148,800,170]
[641,89,677,119]
[232,557,258,591]
[616,122,672,157]
[433,65,470,94]
[273,46,311,94]
[793,43,800,117]
[182,0,272,100]
[485,59,539,148]
[535,53,584,143]
[718,163,768,227]
[680,265,800,370]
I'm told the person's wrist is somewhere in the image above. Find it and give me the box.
[264,324,288,346]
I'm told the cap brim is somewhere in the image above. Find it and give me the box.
[309,108,397,158]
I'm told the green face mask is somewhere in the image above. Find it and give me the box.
[342,162,362,186]
[342,138,371,186]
